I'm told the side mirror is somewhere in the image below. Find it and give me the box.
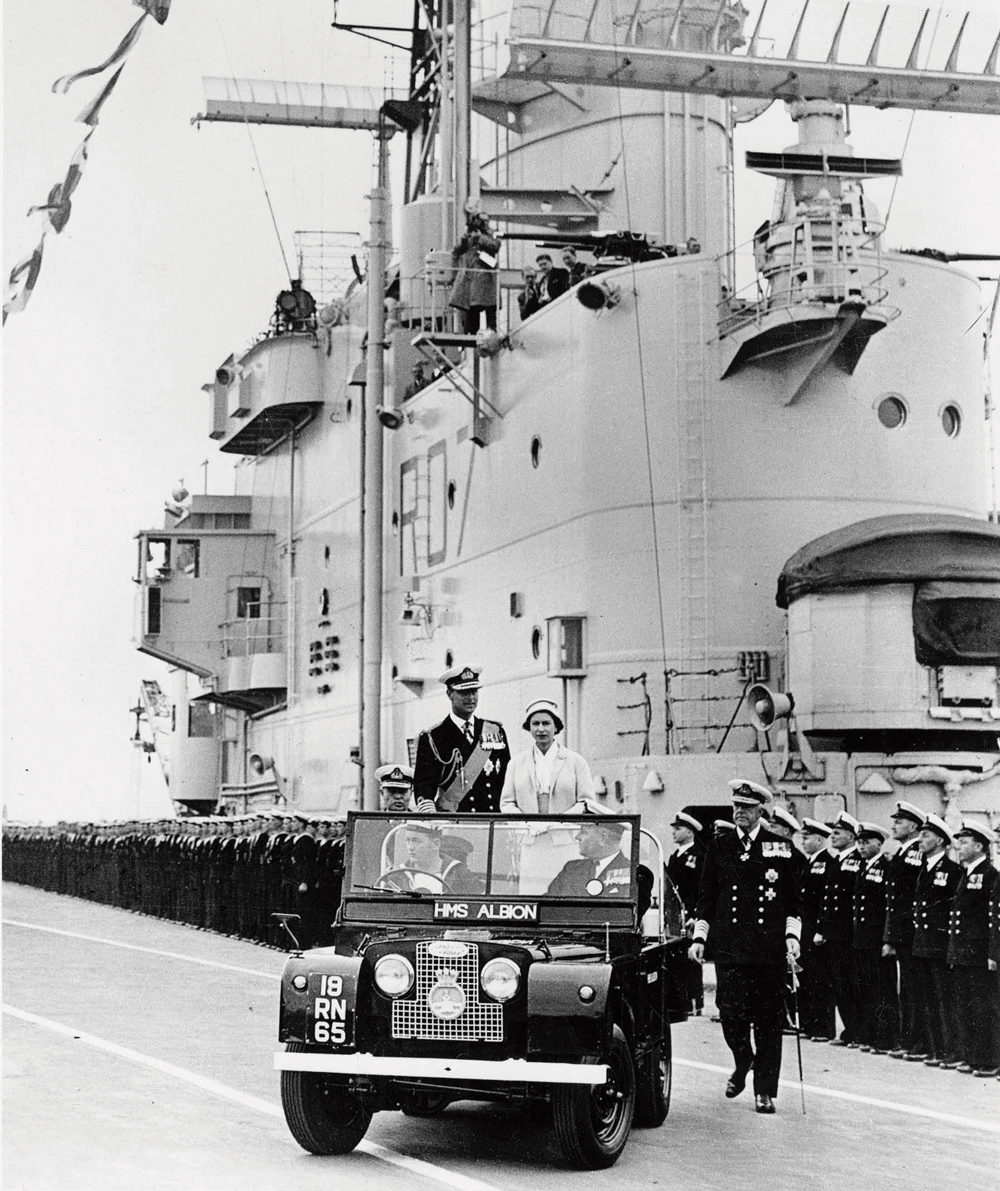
[271,912,303,953]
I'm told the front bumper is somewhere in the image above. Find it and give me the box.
[273,1051,608,1084]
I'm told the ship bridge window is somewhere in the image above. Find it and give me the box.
[876,394,907,429]
[175,540,200,577]
[941,405,962,438]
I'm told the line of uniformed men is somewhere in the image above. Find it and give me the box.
[667,798,1000,1080]
[2,813,346,949]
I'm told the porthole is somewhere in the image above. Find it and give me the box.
[876,394,907,429]
[447,480,457,509]
[531,626,543,660]
[941,405,962,438]
[530,436,542,468]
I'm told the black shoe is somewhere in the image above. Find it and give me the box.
[829,1038,850,1047]
[973,1067,999,1078]
[754,1094,775,1114]
[888,1049,907,1059]
[725,1069,749,1098]
[903,1052,929,1062]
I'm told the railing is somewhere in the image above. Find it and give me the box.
[716,216,901,339]
[220,610,286,659]
[398,258,509,335]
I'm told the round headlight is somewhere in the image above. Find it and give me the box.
[481,957,520,1002]
[291,974,308,991]
[374,954,414,997]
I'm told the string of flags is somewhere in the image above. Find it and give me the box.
[3,0,172,326]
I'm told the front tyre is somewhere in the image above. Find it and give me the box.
[552,1025,636,1169]
[634,1031,672,1127]
[280,1043,372,1154]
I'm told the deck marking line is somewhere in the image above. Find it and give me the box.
[674,1057,1000,1134]
[3,919,281,981]
[2,1004,505,1191]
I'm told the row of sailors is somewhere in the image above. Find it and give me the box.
[668,800,1000,1079]
[1,812,345,949]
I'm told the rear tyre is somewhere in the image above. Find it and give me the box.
[552,1025,636,1169]
[634,1031,672,1127]
[280,1043,372,1155]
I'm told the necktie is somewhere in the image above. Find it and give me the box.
[463,720,473,744]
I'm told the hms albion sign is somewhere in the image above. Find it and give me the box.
[434,901,539,922]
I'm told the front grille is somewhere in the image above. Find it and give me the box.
[391,942,503,1041]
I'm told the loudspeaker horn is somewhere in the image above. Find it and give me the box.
[747,684,794,731]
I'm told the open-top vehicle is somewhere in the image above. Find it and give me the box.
[274,810,690,1168]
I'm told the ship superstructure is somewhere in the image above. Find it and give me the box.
[133,1,1000,839]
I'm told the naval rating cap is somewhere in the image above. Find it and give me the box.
[954,818,996,846]
[728,778,772,806]
[921,812,954,844]
[440,665,482,690]
[375,763,414,787]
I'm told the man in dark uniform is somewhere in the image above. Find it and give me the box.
[376,763,416,812]
[547,819,632,897]
[816,811,862,1047]
[947,819,999,1076]
[911,813,961,1067]
[413,665,510,813]
[798,818,836,1041]
[690,779,802,1115]
[853,822,898,1054]
[883,800,927,1060]
[667,810,706,1015]
[394,821,478,894]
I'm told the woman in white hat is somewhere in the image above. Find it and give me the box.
[499,699,594,813]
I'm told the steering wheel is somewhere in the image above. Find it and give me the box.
[375,867,452,894]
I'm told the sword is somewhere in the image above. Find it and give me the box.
[788,953,806,1114]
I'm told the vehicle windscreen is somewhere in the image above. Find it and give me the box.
[346,816,637,900]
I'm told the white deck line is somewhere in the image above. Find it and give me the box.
[2,1004,505,1191]
[674,1057,1000,1134]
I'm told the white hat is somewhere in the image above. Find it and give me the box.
[728,779,772,807]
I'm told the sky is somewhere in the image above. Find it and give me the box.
[3,0,999,823]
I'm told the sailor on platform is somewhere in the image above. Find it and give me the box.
[413,666,511,813]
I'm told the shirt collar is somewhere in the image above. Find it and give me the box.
[450,712,474,734]
[965,854,986,872]
[925,850,944,870]
[736,823,761,845]
[675,840,694,855]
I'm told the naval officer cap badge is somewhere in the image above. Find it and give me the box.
[440,665,482,690]
[728,779,772,806]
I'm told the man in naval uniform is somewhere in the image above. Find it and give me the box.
[547,819,632,897]
[816,811,862,1047]
[690,779,802,1115]
[883,800,928,1060]
[911,813,962,1067]
[852,822,898,1054]
[376,763,416,812]
[667,811,706,1014]
[798,818,836,1041]
[946,820,999,1076]
[413,666,510,813]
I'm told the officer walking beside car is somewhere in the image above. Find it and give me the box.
[689,779,802,1115]
[413,666,510,813]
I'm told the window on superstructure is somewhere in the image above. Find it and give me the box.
[188,702,215,738]
[175,540,200,577]
[876,395,906,429]
[237,586,262,619]
[145,538,171,581]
